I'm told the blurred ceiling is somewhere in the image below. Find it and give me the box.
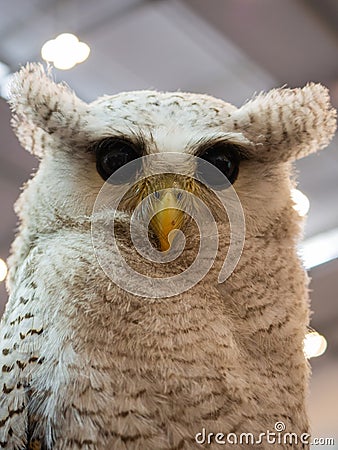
[0,0,337,442]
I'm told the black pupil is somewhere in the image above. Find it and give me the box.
[197,144,239,189]
[95,139,140,183]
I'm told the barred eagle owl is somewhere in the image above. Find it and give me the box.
[0,63,336,449]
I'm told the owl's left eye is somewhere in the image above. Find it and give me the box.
[197,143,240,190]
[94,138,141,184]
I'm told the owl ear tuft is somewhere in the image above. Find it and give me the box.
[232,83,337,162]
[9,62,89,156]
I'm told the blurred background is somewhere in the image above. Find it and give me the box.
[0,0,337,446]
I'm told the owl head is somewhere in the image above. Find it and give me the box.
[9,63,337,280]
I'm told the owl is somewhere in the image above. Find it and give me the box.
[0,63,336,450]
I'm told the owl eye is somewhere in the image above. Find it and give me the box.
[197,143,240,190]
[94,138,141,184]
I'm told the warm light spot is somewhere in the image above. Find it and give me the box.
[41,33,90,70]
[291,189,310,217]
[303,330,327,359]
[0,258,7,282]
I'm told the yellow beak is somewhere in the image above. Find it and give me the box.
[150,190,184,251]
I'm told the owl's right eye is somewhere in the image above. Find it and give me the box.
[94,138,141,184]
